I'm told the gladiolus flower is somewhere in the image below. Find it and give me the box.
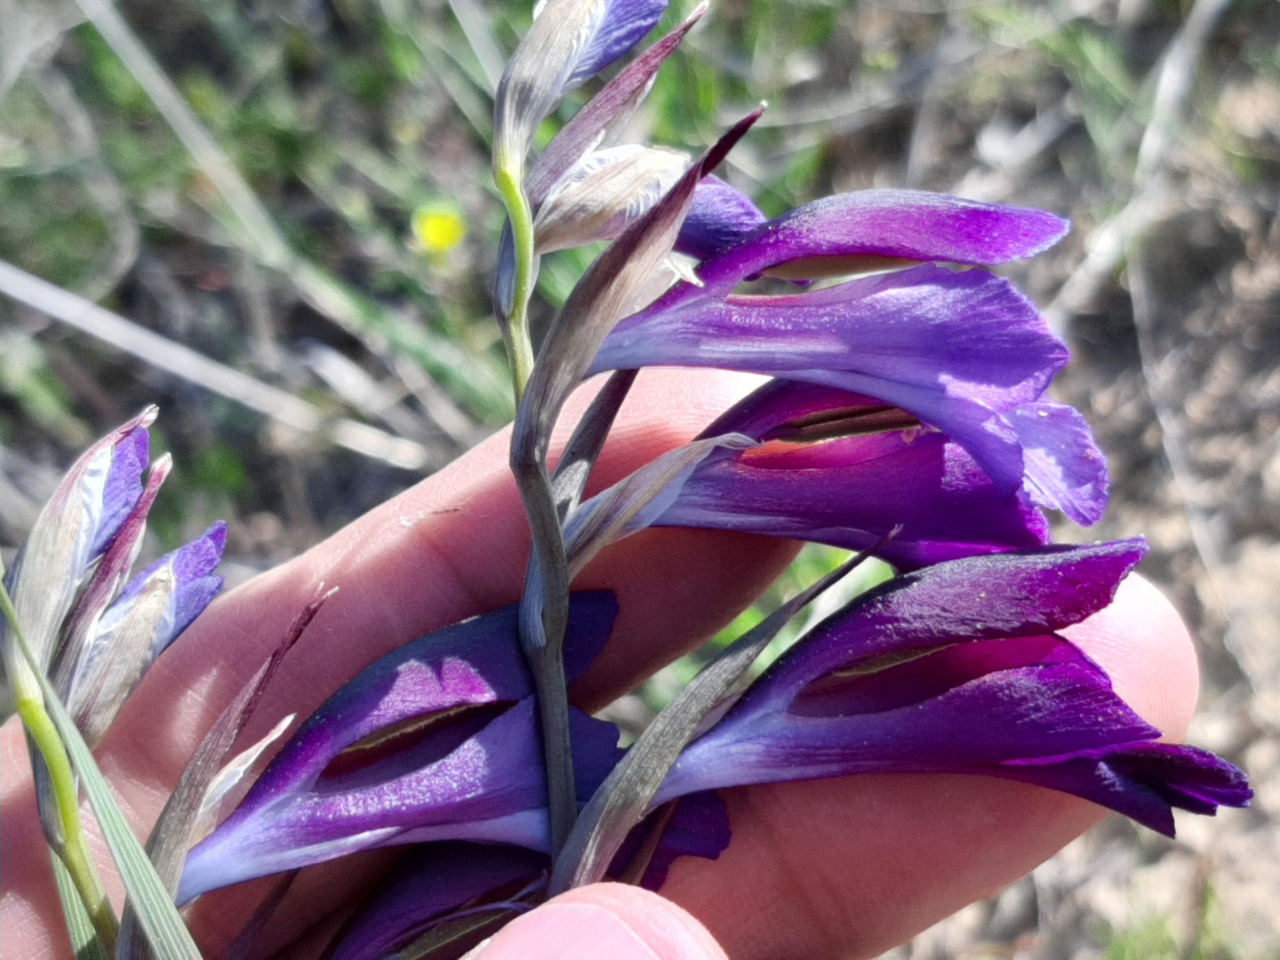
[178,595,623,903]
[654,541,1251,836]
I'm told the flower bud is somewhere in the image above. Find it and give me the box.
[493,0,667,173]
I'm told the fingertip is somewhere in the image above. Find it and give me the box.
[1060,571,1200,741]
[466,884,726,960]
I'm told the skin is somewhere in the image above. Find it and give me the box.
[0,369,1200,959]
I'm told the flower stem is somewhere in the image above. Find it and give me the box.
[495,158,577,858]
[495,162,537,400]
[0,580,118,952]
[511,450,577,859]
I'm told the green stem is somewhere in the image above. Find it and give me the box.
[495,163,537,400]
[495,158,578,857]
[0,582,117,951]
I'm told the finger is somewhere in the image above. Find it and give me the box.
[464,884,727,960]
[660,574,1203,960]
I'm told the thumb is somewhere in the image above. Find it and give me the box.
[464,883,727,960]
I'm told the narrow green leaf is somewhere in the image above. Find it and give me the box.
[52,855,111,960]
[11,630,202,960]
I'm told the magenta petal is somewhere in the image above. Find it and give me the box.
[585,379,1051,568]
[649,430,1049,568]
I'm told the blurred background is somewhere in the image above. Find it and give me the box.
[1,0,1276,955]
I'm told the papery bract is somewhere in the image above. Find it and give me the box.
[66,522,228,742]
[533,145,689,253]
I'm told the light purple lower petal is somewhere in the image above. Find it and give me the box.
[1010,402,1109,525]
[595,265,1100,511]
[179,701,621,902]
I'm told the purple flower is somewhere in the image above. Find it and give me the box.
[322,798,732,960]
[3,409,157,675]
[177,595,624,903]
[653,541,1251,836]
[323,844,548,960]
[65,522,228,742]
[590,192,1107,526]
[675,176,768,262]
[568,379,1053,570]
[3,408,227,743]
[322,794,729,960]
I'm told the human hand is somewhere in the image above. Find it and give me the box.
[0,369,1199,959]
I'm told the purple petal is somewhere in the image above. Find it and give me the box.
[597,265,1070,498]
[91,427,149,558]
[666,653,1161,796]
[229,594,617,820]
[609,790,731,890]
[569,0,669,89]
[675,176,768,262]
[1009,402,1109,525]
[657,434,1049,569]
[656,543,1249,835]
[999,742,1252,836]
[179,700,620,901]
[621,380,1049,567]
[178,597,621,902]
[753,541,1147,702]
[156,523,228,654]
[324,844,547,960]
[692,190,1070,293]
